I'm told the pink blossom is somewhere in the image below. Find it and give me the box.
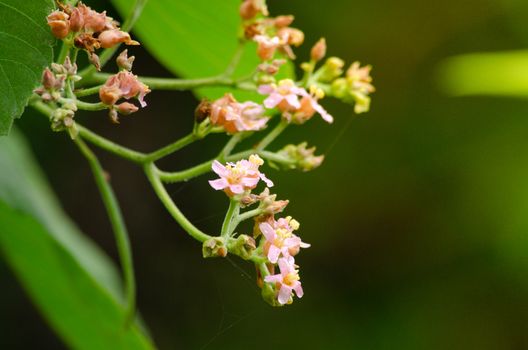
[264,256,304,305]
[209,155,273,197]
[258,80,333,124]
[210,94,269,133]
[99,71,150,107]
[253,35,281,61]
[259,216,310,263]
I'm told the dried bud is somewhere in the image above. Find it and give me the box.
[69,7,84,32]
[240,0,268,20]
[274,15,294,28]
[116,102,139,115]
[228,235,256,260]
[47,10,70,39]
[88,52,101,71]
[75,33,101,52]
[244,23,262,39]
[116,50,135,71]
[203,237,228,258]
[99,84,121,105]
[98,29,139,49]
[108,109,119,124]
[277,143,325,171]
[310,38,327,62]
[194,99,211,123]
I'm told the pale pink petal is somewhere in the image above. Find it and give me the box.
[258,84,275,95]
[278,257,294,275]
[259,222,276,241]
[300,241,311,248]
[211,160,227,176]
[259,173,274,187]
[229,184,245,194]
[285,94,300,109]
[264,274,282,283]
[267,245,281,263]
[209,178,228,190]
[241,176,260,187]
[312,100,334,123]
[263,94,283,109]
[278,285,293,305]
[293,282,304,298]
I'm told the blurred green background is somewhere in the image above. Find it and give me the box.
[4,0,528,348]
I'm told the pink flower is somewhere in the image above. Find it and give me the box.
[259,216,310,263]
[258,80,333,124]
[253,35,281,61]
[99,71,150,107]
[209,155,273,196]
[264,256,304,305]
[210,94,269,133]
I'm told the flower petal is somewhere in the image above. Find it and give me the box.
[263,94,283,109]
[209,178,228,190]
[278,285,292,304]
[285,94,301,109]
[264,274,282,283]
[211,160,227,176]
[259,222,276,241]
[259,173,274,187]
[268,245,281,264]
[293,282,304,298]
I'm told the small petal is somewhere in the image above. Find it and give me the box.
[264,274,283,283]
[209,178,228,190]
[259,173,274,187]
[268,245,281,264]
[278,285,293,305]
[211,160,227,176]
[293,282,304,298]
[259,222,276,241]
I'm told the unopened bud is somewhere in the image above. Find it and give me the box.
[42,68,56,89]
[116,102,139,115]
[228,235,256,260]
[317,57,345,82]
[310,38,326,62]
[108,109,119,124]
[194,99,211,123]
[116,50,135,71]
[89,52,101,71]
[274,15,294,28]
[98,29,139,49]
[240,0,259,20]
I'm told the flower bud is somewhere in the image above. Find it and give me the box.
[277,143,325,171]
[116,102,139,115]
[116,50,135,71]
[47,11,70,39]
[202,237,228,258]
[108,109,119,124]
[310,38,326,62]
[317,57,345,82]
[278,27,304,47]
[98,29,139,49]
[240,0,259,20]
[274,15,294,28]
[88,52,101,71]
[194,99,211,123]
[42,68,56,90]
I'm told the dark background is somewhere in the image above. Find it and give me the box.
[4,0,528,348]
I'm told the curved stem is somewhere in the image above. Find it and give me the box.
[256,120,288,150]
[144,163,211,242]
[235,207,264,225]
[56,42,71,64]
[221,199,240,238]
[74,137,136,325]
[144,133,197,162]
[75,85,102,97]
[77,124,147,164]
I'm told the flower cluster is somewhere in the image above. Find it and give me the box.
[209,93,269,133]
[99,51,151,123]
[47,2,139,69]
[209,155,309,305]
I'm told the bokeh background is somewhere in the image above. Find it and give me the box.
[3,0,528,348]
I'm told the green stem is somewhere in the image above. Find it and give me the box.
[60,98,108,111]
[79,0,149,78]
[77,124,147,164]
[81,73,256,91]
[144,163,211,242]
[56,42,71,64]
[221,199,240,238]
[224,41,246,77]
[256,120,288,150]
[75,85,102,97]
[74,137,136,325]
[144,133,197,162]
[218,134,243,161]
[235,208,264,225]
[258,150,296,165]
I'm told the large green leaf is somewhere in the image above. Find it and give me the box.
[437,50,528,98]
[110,0,293,100]
[0,0,55,135]
[0,130,154,349]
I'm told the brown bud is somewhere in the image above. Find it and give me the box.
[47,11,70,39]
[116,102,139,115]
[98,29,139,49]
[203,237,228,258]
[116,50,135,71]
[74,33,100,52]
[274,15,294,28]
[244,23,262,39]
[108,109,120,124]
[279,27,304,47]
[310,38,327,62]
[88,52,101,71]
[99,84,121,105]
[194,99,211,123]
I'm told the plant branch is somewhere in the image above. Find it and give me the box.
[144,133,197,163]
[73,137,136,325]
[144,163,211,242]
[221,199,240,238]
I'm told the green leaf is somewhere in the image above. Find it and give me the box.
[109,0,293,100]
[0,0,55,135]
[0,130,154,349]
[437,50,528,98]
